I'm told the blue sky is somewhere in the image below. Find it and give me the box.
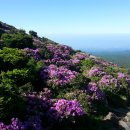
[0,0,130,50]
[1,0,130,35]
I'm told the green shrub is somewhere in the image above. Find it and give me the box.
[0,47,28,71]
[27,58,44,90]
[1,33,33,49]
[29,30,37,37]
[18,82,33,93]
[0,83,26,122]
[69,74,90,90]
[80,59,95,72]
[117,78,129,95]
[55,74,90,97]
[105,66,128,76]
[42,37,49,42]
[27,58,44,72]
[39,47,53,59]
[18,29,26,35]
[0,69,29,87]
[90,76,101,82]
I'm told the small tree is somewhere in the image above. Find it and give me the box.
[29,30,37,37]
[18,29,26,35]
[42,37,49,42]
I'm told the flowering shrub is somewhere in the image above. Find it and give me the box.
[0,89,52,130]
[38,88,52,100]
[88,67,106,77]
[44,58,71,67]
[97,73,129,108]
[99,72,130,95]
[43,44,73,68]
[117,72,126,79]
[24,48,41,60]
[99,75,117,91]
[73,52,89,60]
[0,118,23,130]
[44,58,81,72]
[43,44,76,69]
[99,75,117,88]
[0,89,85,130]
[46,43,73,60]
[22,91,52,130]
[49,99,85,120]
[70,58,80,64]
[40,64,78,87]
[116,73,130,95]
[86,82,105,101]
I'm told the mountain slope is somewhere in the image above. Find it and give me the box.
[0,21,130,130]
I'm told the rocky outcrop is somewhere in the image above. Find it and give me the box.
[103,110,130,130]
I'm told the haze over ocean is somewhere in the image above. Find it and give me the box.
[47,34,130,52]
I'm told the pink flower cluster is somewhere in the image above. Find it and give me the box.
[41,64,78,86]
[49,99,85,119]
[88,67,106,77]
[74,52,89,60]
[24,48,41,60]
[117,72,126,79]
[46,43,73,59]
[99,75,117,87]
[87,82,105,101]
[44,43,77,68]
[0,118,23,130]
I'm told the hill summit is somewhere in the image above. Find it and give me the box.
[0,21,130,130]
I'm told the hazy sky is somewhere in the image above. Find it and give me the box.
[1,0,130,35]
[0,0,130,50]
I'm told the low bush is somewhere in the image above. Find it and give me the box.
[0,47,28,71]
[1,33,34,49]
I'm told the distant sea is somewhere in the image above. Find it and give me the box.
[47,34,130,51]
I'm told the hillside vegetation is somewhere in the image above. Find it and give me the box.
[0,21,130,130]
